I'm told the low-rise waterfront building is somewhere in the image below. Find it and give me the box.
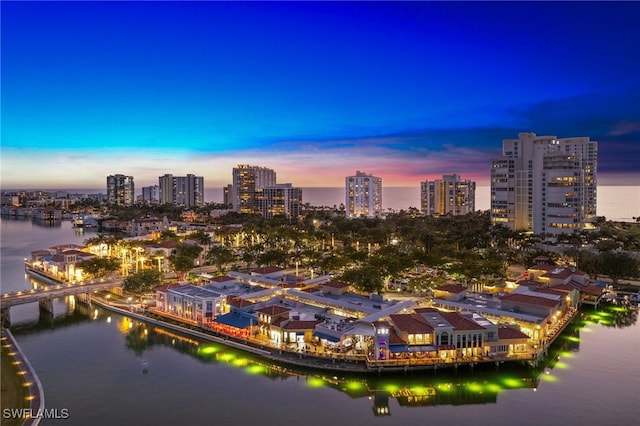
[155,283,226,323]
[433,284,467,301]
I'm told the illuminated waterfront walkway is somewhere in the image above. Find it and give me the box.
[90,293,579,373]
[1,328,45,425]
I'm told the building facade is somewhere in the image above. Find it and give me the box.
[141,185,160,204]
[257,183,302,220]
[106,174,135,206]
[158,174,204,207]
[345,171,382,218]
[491,132,597,234]
[420,174,476,216]
[223,184,233,207]
[232,165,276,214]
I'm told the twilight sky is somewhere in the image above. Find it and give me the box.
[2,1,639,190]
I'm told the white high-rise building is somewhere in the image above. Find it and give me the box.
[345,171,382,218]
[158,174,204,207]
[420,174,476,216]
[491,132,597,234]
[232,165,276,214]
[106,174,134,206]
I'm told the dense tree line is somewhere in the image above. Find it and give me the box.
[86,205,640,293]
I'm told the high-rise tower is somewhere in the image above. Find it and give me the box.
[158,174,204,207]
[232,165,276,214]
[106,174,134,206]
[490,132,597,234]
[421,174,475,216]
[345,171,382,218]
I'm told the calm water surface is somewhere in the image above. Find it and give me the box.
[1,217,639,426]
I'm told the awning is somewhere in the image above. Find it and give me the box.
[313,331,340,343]
[408,345,437,353]
[390,344,437,353]
[389,345,409,353]
[213,313,253,329]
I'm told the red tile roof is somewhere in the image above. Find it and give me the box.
[500,293,560,308]
[389,313,434,334]
[282,320,320,330]
[156,241,178,249]
[227,296,255,308]
[414,307,440,314]
[438,311,486,331]
[516,279,546,287]
[542,268,573,279]
[548,283,575,292]
[31,250,51,256]
[210,275,235,282]
[498,325,529,340]
[388,328,406,345]
[576,284,603,296]
[271,317,288,327]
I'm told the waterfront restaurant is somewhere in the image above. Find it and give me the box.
[28,247,95,282]
[256,305,291,345]
[156,284,226,323]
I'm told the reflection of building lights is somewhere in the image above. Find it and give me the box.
[107,317,112,323]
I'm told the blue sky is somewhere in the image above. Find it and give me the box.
[2,1,639,189]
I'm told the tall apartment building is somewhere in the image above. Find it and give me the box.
[257,183,302,220]
[490,132,597,234]
[141,185,160,204]
[158,174,204,207]
[106,174,134,206]
[420,174,476,216]
[223,184,233,207]
[232,165,276,214]
[345,171,382,218]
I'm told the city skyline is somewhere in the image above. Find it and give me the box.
[2,2,639,190]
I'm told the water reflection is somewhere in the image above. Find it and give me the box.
[581,305,638,328]
[11,301,638,417]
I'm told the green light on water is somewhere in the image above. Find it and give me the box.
[383,383,400,393]
[307,377,325,388]
[559,351,574,358]
[611,306,628,313]
[437,383,454,393]
[199,345,218,355]
[485,384,502,393]
[232,358,248,367]
[466,383,483,393]
[581,327,592,332]
[600,320,612,326]
[502,377,523,388]
[246,364,265,375]
[554,361,569,369]
[345,381,364,392]
[541,374,558,382]
[410,386,428,395]
[566,336,580,342]
[219,353,234,362]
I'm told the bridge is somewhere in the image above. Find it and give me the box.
[1,277,123,327]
